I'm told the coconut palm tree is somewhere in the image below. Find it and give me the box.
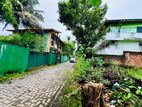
[0,0,44,30]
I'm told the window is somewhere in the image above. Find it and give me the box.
[139,42,142,46]
[51,40,54,46]
[137,27,142,33]
[110,27,119,33]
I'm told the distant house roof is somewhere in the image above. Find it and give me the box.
[7,28,61,34]
[105,19,142,26]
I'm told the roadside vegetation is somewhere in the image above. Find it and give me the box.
[57,0,142,107]
[0,71,29,84]
[0,0,142,106]
[58,56,142,107]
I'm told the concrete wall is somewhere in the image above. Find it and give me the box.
[42,33,58,53]
[104,33,142,40]
[104,52,142,68]
[44,33,63,53]
[46,33,52,52]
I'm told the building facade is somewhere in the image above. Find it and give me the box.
[95,19,142,67]
[7,29,64,54]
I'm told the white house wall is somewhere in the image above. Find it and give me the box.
[97,41,142,55]
[105,33,142,40]
[94,33,142,49]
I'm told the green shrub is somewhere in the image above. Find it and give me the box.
[60,56,92,107]
[73,57,92,81]
[128,69,142,81]
[94,57,104,66]
[0,31,45,52]
[110,77,141,107]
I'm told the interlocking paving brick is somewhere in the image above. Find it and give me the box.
[0,62,74,107]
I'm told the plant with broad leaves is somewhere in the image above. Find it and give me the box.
[58,0,108,58]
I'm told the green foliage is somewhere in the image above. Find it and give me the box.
[73,57,92,80]
[0,71,31,84]
[91,67,104,81]
[58,0,108,55]
[0,66,42,83]
[110,77,141,107]
[0,0,43,30]
[0,31,45,52]
[60,57,92,107]
[63,40,76,56]
[0,34,21,44]
[94,57,104,66]
[110,90,140,107]
[136,87,142,95]
[128,68,142,81]
[59,57,142,106]
[18,32,45,52]
[0,0,17,28]
[89,0,101,7]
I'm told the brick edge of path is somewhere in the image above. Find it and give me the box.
[48,82,65,107]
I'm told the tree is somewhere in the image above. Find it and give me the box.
[58,0,108,57]
[0,0,17,29]
[63,40,76,56]
[0,0,44,30]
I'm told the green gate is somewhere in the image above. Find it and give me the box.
[28,52,48,69]
[0,42,29,76]
[47,52,57,65]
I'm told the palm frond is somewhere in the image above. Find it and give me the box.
[2,22,9,31]
[33,12,44,22]
[15,11,43,29]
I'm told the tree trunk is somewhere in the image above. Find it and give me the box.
[80,82,109,107]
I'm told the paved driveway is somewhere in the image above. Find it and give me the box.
[0,62,74,107]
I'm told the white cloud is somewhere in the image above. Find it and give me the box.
[0,0,142,40]
[106,0,142,19]
[36,0,74,41]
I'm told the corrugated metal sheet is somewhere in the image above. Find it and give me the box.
[0,42,29,76]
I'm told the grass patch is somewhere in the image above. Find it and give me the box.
[0,72,29,83]
[128,68,142,81]
[0,65,49,83]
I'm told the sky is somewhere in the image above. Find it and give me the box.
[0,0,142,40]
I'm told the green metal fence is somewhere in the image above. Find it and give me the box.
[0,42,70,76]
[47,52,57,65]
[57,53,61,63]
[61,55,69,63]
[28,52,58,68]
[0,42,29,76]
[28,52,48,69]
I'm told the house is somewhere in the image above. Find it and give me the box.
[7,28,64,54]
[95,19,142,68]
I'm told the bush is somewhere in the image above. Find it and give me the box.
[60,58,142,107]
[103,68,120,86]
[94,57,104,67]
[60,56,92,107]
[0,31,45,52]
